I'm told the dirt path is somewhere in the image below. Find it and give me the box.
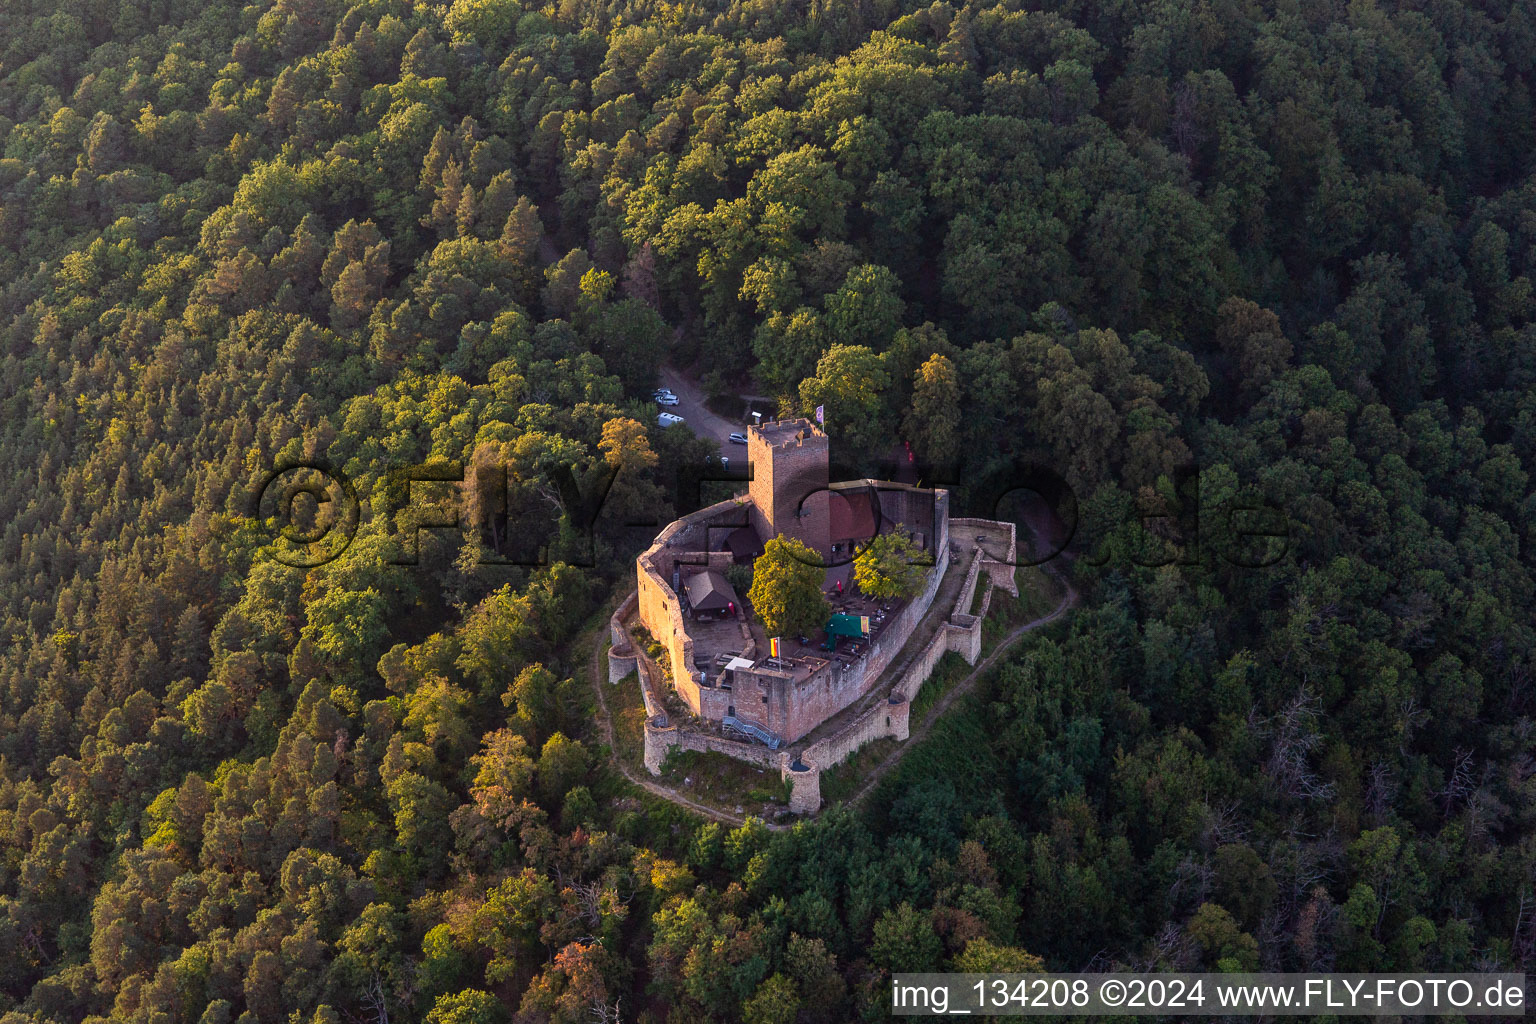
[842,566,1078,809]
[587,623,770,829]
[586,523,1079,824]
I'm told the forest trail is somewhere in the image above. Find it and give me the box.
[842,562,1078,810]
[587,620,770,829]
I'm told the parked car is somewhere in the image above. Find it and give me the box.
[657,412,684,427]
[652,388,675,399]
[728,432,748,444]
[655,394,680,406]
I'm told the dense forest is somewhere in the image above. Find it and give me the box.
[0,0,1532,1020]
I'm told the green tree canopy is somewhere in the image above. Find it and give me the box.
[748,536,830,639]
[853,530,932,600]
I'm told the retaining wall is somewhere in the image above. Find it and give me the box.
[608,590,640,683]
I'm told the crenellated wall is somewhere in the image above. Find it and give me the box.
[749,419,832,558]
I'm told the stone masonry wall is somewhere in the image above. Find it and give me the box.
[636,556,695,708]
[803,696,912,772]
[644,717,782,775]
[784,759,821,814]
[775,537,950,741]
[781,534,1021,813]
[608,590,640,683]
[636,472,1021,812]
[954,545,986,618]
[950,517,1017,593]
[635,496,751,717]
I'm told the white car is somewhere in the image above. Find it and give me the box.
[657,412,684,427]
[728,432,748,444]
[652,388,676,399]
[655,394,680,406]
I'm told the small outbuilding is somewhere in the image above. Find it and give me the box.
[683,570,738,619]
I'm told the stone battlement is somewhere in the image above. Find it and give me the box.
[749,417,826,448]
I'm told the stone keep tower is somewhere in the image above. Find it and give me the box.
[748,419,831,559]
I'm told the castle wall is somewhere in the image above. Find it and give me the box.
[950,517,1016,593]
[609,650,637,683]
[608,590,640,683]
[982,558,1019,596]
[635,497,754,717]
[857,539,950,682]
[934,490,950,555]
[778,659,867,742]
[824,481,949,554]
[645,717,781,775]
[784,759,821,814]
[650,554,1014,803]
[974,577,996,620]
[954,545,985,616]
[875,484,940,549]
[769,535,950,742]
[802,695,912,771]
[636,555,698,711]
[785,544,1011,812]
[702,682,735,718]
[634,429,1030,813]
[642,720,673,774]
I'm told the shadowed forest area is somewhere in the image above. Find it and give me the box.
[0,0,1532,1020]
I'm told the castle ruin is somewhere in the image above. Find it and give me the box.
[610,418,1020,812]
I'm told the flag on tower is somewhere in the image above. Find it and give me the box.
[814,405,824,424]
[769,637,781,658]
